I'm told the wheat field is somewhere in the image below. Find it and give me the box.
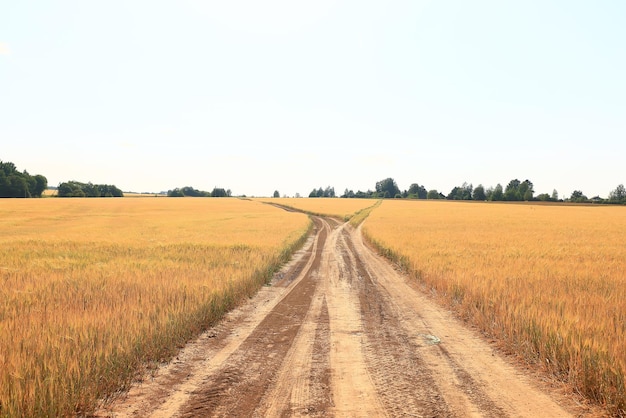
[0,198,310,417]
[363,200,626,415]
[258,197,378,220]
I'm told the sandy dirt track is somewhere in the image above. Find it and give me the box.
[98,216,601,417]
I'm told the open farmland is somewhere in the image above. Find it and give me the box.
[0,198,310,417]
[100,203,599,418]
[363,200,626,415]
[258,197,377,220]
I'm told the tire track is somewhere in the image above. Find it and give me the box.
[336,226,455,417]
[177,217,331,417]
[99,214,578,417]
[347,224,573,417]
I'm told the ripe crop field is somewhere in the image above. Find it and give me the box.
[0,198,310,417]
[363,200,626,415]
[258,197,378,220]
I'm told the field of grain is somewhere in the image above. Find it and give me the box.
[0,198,310,417]
[362,200,626,415]
[258,197,378,220]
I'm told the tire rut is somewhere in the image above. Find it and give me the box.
[98,215,579,418]
[337,227,454,417]
[178,218,331,417]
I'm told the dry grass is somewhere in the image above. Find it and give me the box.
[363,200,626,416]
[258,197,379,220]
[0,198,310,417]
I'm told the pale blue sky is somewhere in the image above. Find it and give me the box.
[1,1,625,197]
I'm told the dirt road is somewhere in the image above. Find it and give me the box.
[98,216,592,417]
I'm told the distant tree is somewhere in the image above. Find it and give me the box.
[273,190,280,198]
[211,188,228,197]
[58,181,123,197]
[520,180,534,201]
[447,187,460,200]
[426,189,440,199]
[490,184,504,201]
[355,190,373,198]
[408,183,427,199]
[0,160,47,198]
[8,175,29,197]
[536,193,551,202]
[180,186,207,197]
[375,178,400,199]
[168,188,185,197]
[551,189,559,201]
[504,179,534,201]
[341,188,356,198]
[98,184,123,197]
[308,186,335,198]
[33,175,48,196]
[462,182,473,200]
[57,182,74,197]
[473,184,486,201]
[504,179,521,201]
[570,190,588,203]
[609,184,626,203]
[447,182,472,200]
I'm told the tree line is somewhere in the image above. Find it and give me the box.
[3,158,625,203]
[57,181,123,197]
[167,186,231,197]
[336,177,626,204]
[0,160,48,198]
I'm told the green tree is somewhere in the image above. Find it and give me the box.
[551,189,559,201]
[447,182,472,200]
[570,190,588,203]
[168,188,184,197]
[473,184,486,201]
[504,179,534,201]
[8,175,29,197]
[375,178,400,199]
[342,188,356,198]
[273,190,280,198]
[426,189,440,199]
[504,179,521,201]
[181,186,205,197]
[211,188,228,197]
[491,184,504,201]
[58,181,124,197]
[520,180,534,201]
[408,183,427,199]
[0,160,47,198]
[609,184,626,203]
[33,175,48,197]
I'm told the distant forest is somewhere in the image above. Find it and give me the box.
[0,160,48,198]
[309,177,626,204]
[2,159,625,203]
[57,181,123,198]
[167,186,231,197]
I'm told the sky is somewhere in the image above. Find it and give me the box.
[1,1,625,198]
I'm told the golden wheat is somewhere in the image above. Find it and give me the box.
[363,200,626,415]
[0,198,310,417]
[258,197,378,220]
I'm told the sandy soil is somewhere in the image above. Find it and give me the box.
[96,216,605,417]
